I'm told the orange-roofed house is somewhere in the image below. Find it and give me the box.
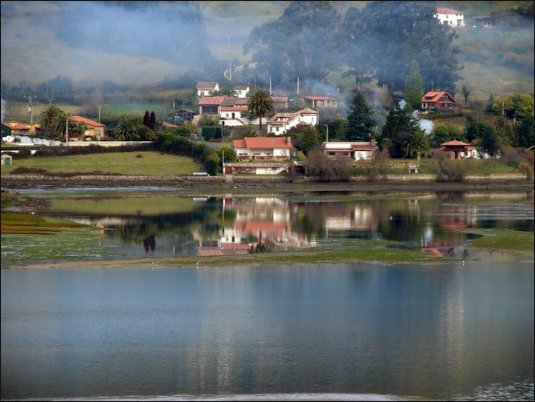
[196,81,220,97]
[435,7,465,27]
[232,136,294,161]
[68,115,106,140]
[198,96,228,115]
[421,91,457,111]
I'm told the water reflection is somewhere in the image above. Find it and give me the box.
[54,191,533,260]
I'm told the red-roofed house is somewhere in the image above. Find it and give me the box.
[198,96,228,115]
[68,115,106,139]
[267,108,318,135]
[232,136,294,161]
[421,91,457,111]
[322,140,378,161]
[2,122,41,136]
[220,105,250,126]
[196,81,220,97]
[440,140,475,159]
[304,96,337,108]
[435,7,465,27]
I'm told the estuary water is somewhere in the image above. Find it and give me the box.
[1,258,533,400]
[1,189,534,400]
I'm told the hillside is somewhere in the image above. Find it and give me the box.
[1,1,532,103]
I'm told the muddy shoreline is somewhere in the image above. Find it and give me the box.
[1,173,533,194]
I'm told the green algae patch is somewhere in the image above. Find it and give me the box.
[464,229,534,252]
[1,212,84,235]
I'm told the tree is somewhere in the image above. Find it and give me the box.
[342,1,461,93]
[378,105,417,158]
[248,89,273,135]
[481,125,499,156]
[515,116,534,148]
[493,93,534,120]
[244,1,340,86]
[149,111,156,131]
[462,84,471,106]
[485,93,495,113]
[292,127,321,155]
[430,124,464,148]
[216,145,237,164]
[403,129,430,160]
[404,60,423,110]
[143,110,150,127]
[465,116,489,142]
[345,93,376,141]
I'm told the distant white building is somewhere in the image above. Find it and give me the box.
[196,82,220,97]
[233,85,250,98]
[267,108,318,135]
[435,7,465,27]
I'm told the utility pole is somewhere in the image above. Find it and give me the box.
[27,96,33,125]
[269,75,272,96]
[325,124,329,143]
[221,120,224,143]
[65,113,69,146]
[98,105,101,123]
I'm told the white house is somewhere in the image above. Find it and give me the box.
[434,7,465,27]
[232,136,294,161]
[267,108,318,135]
[220,105,250,126]
[233,85,250,98]
[322,140,378,161]
[196,81,220,97]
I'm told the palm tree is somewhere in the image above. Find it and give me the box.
[113,115,142,141]
[248,89,273,135]
[39,104,64,138]
[403,129,430,167]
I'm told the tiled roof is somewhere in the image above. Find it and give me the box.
[299,107,318,114]
[304,96,336,101]
[199,96,228,106]
[436,7,462,15]
[3,122,41,130]
[233,137,293,149]
[271,96,289,102]
[69,115,105,127]
[196,81,219,89]
[268,108,317,125]
[421,91,455,103]
[441,140,471,147]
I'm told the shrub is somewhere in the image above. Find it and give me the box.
[306,150,350,182]
[435,152,466,182]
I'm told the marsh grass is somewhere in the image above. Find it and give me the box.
[1,212,84,235]
[464,228,534,251]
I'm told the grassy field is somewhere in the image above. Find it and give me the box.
[0,151,203,176]
[1,212,85,235]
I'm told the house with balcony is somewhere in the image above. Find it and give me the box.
[267,108,318,135]
[232,136,294,162]
[322,140,378,161]
[420,91,457,111]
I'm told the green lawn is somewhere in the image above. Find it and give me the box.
[1,151,203,176]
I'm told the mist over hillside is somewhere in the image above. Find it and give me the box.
[1,0,533,104]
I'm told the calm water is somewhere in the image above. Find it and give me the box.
[1,189,534,400]
[1,255,534,400]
